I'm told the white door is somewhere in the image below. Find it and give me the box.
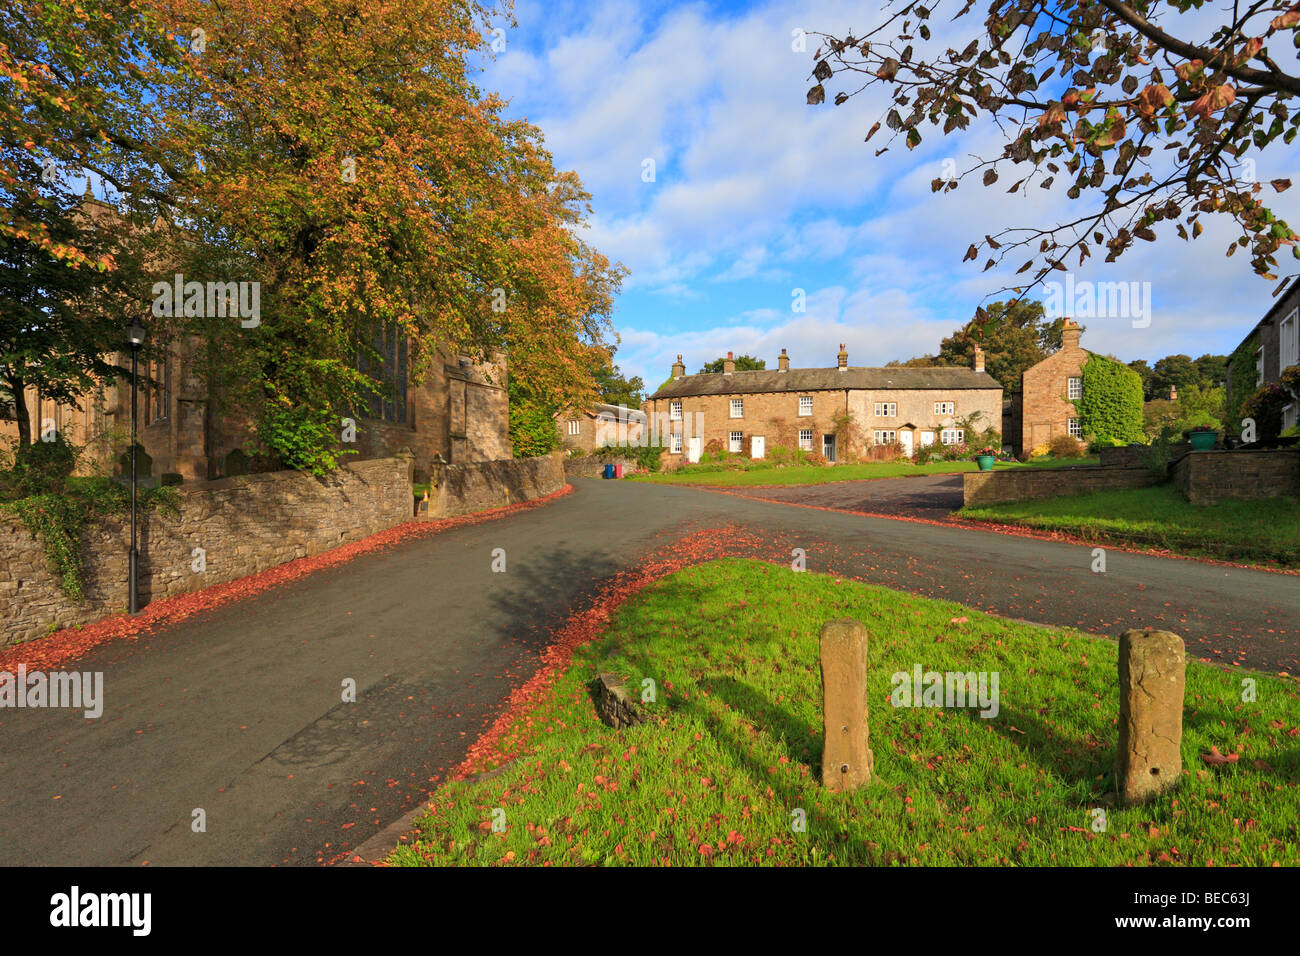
[751,436,765,460]
[899,430,914,457]
[687,437,702,463]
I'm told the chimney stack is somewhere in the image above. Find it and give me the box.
[723,351,735,375]
[1169,384,1178,401]
[973,345,985,373]
[671,354,685,379]
[837,343,848,371]
[1061,318,1082,352]
[778,348,789,373]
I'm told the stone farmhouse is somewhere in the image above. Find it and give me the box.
[0,192,511,484]
[1227,279,1300,434]
[557,403,646,454]
[644,345,1002,463]
[1004,319,1093,459]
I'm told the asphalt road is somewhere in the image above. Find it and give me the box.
[0,477,1295,866]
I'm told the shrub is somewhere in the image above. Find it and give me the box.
[1241,381,1291,445]
[1078,354,1145,444]
[10,434,78,497]
[1047,433,1086,458]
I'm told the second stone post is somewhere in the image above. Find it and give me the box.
[819,618,873,792]
[1115,628,1186,806]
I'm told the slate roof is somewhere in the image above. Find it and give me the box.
[648,366,1002,399]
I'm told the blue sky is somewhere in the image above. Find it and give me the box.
[476,0,1300,389]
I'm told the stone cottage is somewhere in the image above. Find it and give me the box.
[1227,279,1300,434]
[557,403,646,453]
[1004,318,1088,458]
[644,345,1002,462]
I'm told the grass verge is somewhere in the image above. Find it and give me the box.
[627,457,1097,488]
[390,558,1299,866]
[959,484,1300,569]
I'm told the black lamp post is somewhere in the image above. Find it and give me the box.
[126,317,146,614]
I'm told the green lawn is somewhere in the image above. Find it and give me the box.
[960,484,1300,568]
[628,457,1096,488]
[390,559,1299,867]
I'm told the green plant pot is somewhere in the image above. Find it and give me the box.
[976,455,996,471]
[1188,431,1217,451]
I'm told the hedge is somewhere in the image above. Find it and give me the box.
[1078,353,1145,444]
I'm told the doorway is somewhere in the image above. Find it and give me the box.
[822,434,836,462]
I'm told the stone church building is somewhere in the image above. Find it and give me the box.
[1,192,511,483]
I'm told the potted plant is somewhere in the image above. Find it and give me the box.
[1187,424,1217,451]
[974,446,997,471]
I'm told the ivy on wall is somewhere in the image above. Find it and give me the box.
[1078,353,1145,444]
[1225,330,1260,431]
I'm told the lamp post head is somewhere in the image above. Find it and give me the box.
[126,318,147,350]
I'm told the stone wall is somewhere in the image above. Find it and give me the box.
[1173,448,1300,506]
[563,457,640,479]
[963,464,1161,507]
[431,452,565,518]
[2,455,415,646]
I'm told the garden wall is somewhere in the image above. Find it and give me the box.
[963,465,1161,507]
[2,454,415,646]
[563,457,640,479]
[1172,448,1300,506]
[431,452,565,518]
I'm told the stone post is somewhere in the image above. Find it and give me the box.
[1115,628,1185,806]
[819,618,873,792]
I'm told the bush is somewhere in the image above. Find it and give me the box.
[1241,381,1291,445]
[1078,354,1145,444]
[1047,433,1086,458]
[509,401,561,458]
[10,435,78,497]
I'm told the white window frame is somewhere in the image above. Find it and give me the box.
[669,433,683,454]
[729,431,743,453]
[730,398,744,418]
[940,428,964,445]
[1067,377,1083,400]
[873,430,897,444]
[798,396,813,416]
[933,401,954,416]
[1068,418,1083,438]
[798,428,813,450]
[669,399,683,421]
[873,402,897,417]
[1281,308,1299,371]
[567,419,581,436]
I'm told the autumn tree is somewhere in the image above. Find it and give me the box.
[593,356,645,407]
[1,0,191,267]
[938,298,1065,386]
[135,0,626,471]
[804,1,1300,302]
